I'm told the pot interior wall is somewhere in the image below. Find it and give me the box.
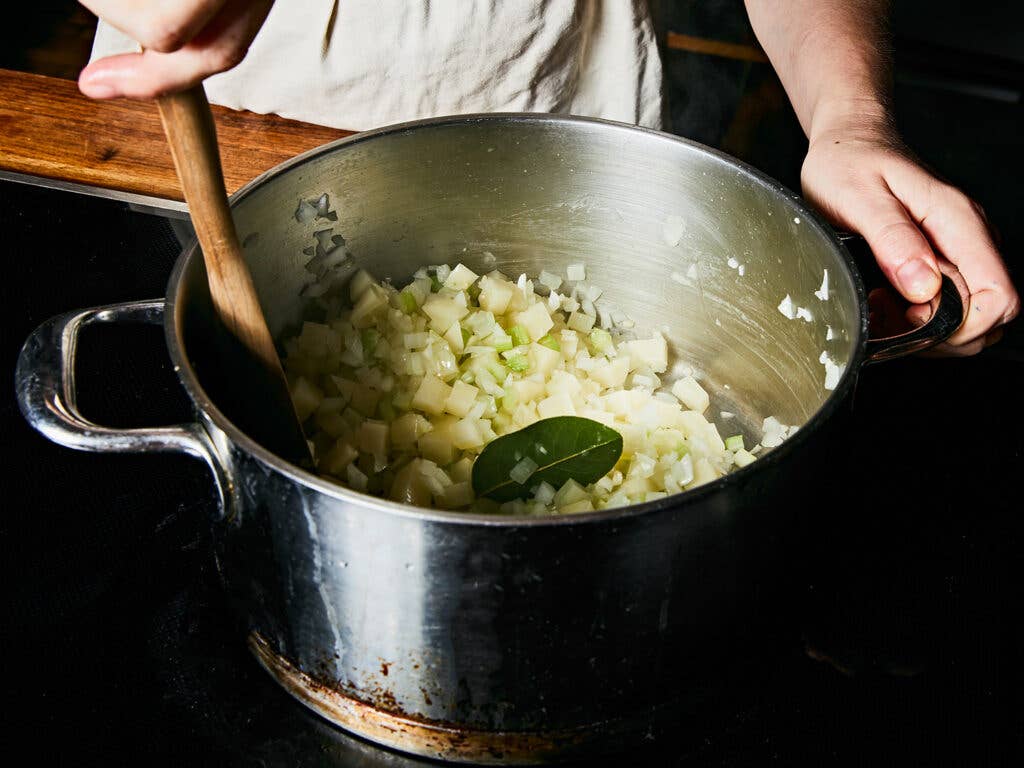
[183,117,860,445]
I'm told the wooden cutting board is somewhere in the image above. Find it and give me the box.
[0,69,354,207]
[0,29,768,208]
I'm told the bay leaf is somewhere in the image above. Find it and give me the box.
[471,416,623,503]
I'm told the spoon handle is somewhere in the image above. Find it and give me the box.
[156,85,312,465]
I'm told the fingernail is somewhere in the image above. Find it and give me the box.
[896,259,940,301]
[80,71,120,99]
[83,83,120,98]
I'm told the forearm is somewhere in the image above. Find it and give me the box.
[743,0,893,140]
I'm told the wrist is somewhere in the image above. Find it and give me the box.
[808,96,895,144]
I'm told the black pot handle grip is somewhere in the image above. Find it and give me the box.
[836,232,965,364]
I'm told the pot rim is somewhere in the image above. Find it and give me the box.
[165,112,868,527]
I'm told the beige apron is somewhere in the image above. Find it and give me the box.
[90,0,664,131]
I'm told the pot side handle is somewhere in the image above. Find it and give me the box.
[836,232,965,364]
[15,299,228,513]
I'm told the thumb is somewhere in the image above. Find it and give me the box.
[850,193,942,304]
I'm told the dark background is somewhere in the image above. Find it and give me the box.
[2,1,1022,765]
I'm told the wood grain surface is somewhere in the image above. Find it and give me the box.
[0,69,353,203]
[665,32,769,64]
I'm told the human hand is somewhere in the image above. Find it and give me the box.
[78,0,274,99]
[801,115,1018,356]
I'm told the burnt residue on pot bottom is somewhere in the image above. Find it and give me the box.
[248,632,600,764]
[248,632,768,765]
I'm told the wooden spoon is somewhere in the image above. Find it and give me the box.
[156,85,313,466]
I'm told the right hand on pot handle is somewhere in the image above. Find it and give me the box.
[801,121,1019,356]
[77,0,274,99]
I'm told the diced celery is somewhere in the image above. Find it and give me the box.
[360,328,379,357]
[505,355,529,373]
[510,324,530,347]
[427,269,443,293]
[676,443,690,458]
[538,333,560,352]
[461,326,472,346]
[725,435,745,452]
[485,359,508,382]
[492,337,514,353]
[398,289,418,314]
[589,328,612,353]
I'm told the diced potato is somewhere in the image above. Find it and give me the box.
[588,357,629,389]
[444,380,480,418]
[733,448,756,467]
[290,376,323,422]
[340,407,364,431]
[348,384,381,417]
[512,402,539,428]
[315,409,350,438]
[507,378,545,404]
[321,439,358,475]
[450,418,485,450]
[554,479,588,507]
[317,396,346,415]
[346,463,369,492]
[618,474,654,498]
[634,398,682,430]
[297,322,340,358]
[478,275,514,315]
[330,375,355,401]
[443,322,465,355]
[672,375,710,413]
[623,334,668,373]
[677,411,726,456]
[617,423,644,458]
[351,284,388,328]
[692,457,721,486]
[438,481,474,509]
[391,413,432,446]
[559,499,594,514]
[507,284,529,312]
[546,369,581,398]
[514,302,554,342]
[418,427,456,466]
[651,428,686,456]
[579,409,616,427]
[537,392,576,419]
[390,460,432,506]
[567,311,595,334]
[422,295,470,333]
[358,420,389,459]
[448,457,474,483]
[602,389,648,418]
[676,410,710,438]
[412,374,454,415]
[444,263,479,290]
[529,342,562,377]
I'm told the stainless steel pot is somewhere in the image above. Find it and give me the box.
[16,115,961,763]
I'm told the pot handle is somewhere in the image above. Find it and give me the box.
[15,299,228,513]
[836,233,965,365]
